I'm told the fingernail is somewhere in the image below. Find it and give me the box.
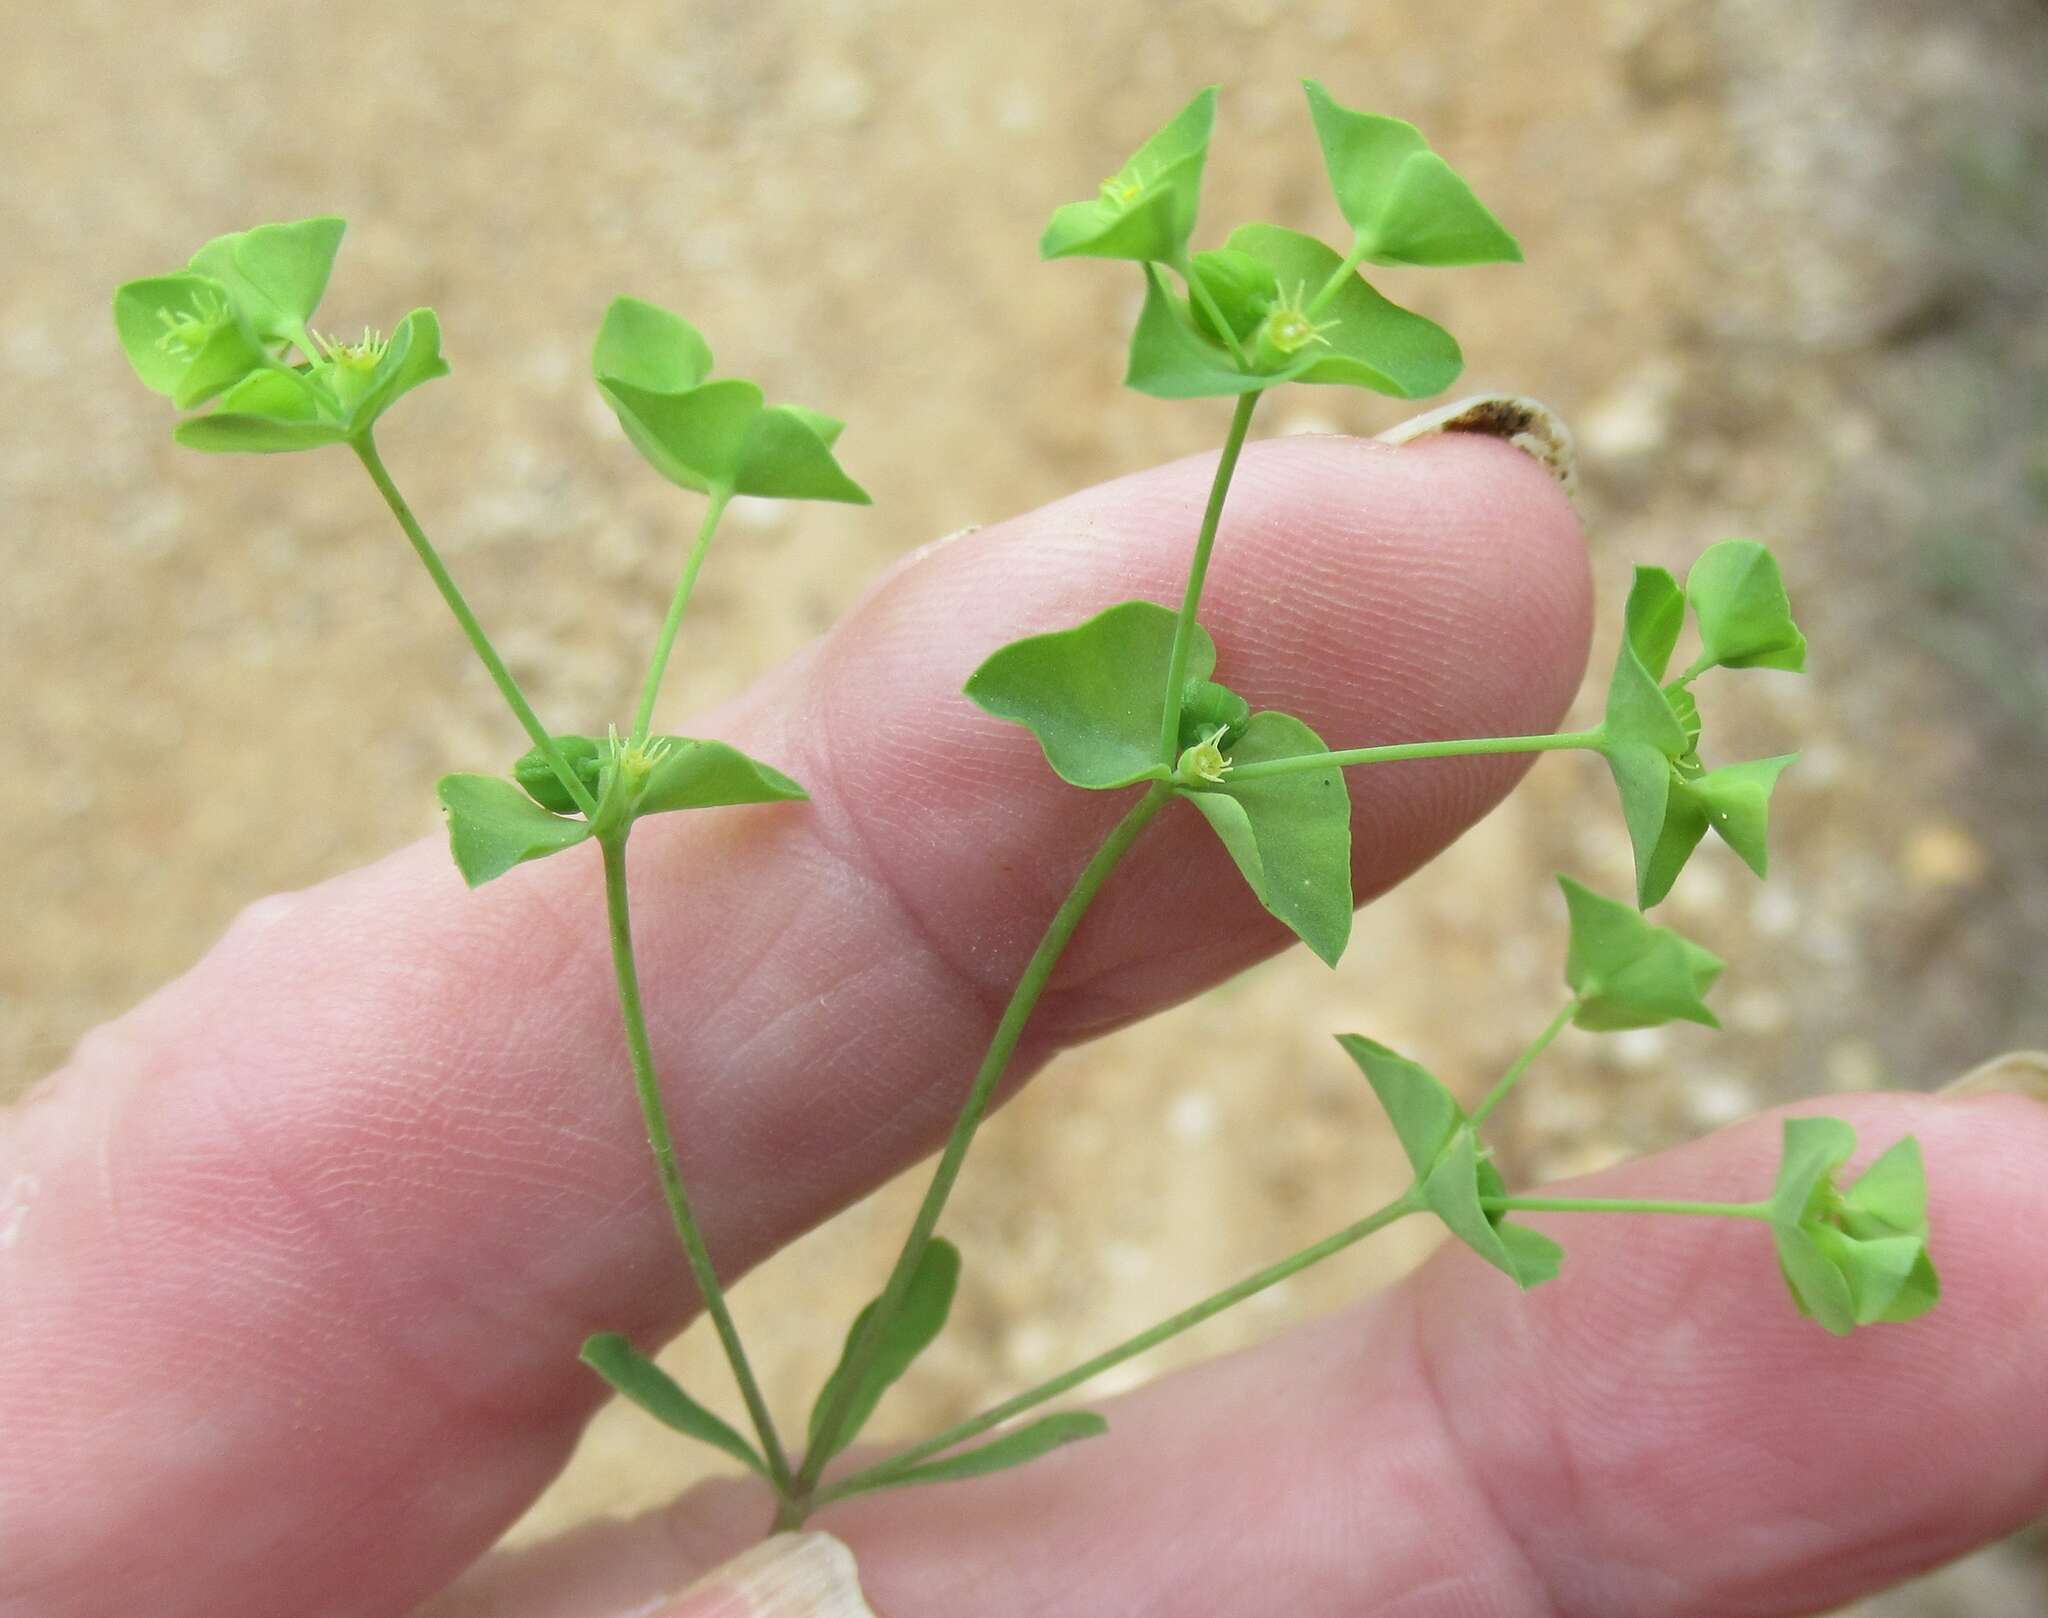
[649,1532,882,1618]
[1938,1049,2048,1102]
[1377,394,1578,500]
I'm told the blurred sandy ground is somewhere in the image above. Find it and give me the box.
[4,0,2045,1609]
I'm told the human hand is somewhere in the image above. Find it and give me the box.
[5,433,2043,1618]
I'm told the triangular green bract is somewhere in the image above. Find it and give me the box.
[1224,225,1464,399]
[964,601,1205,789]
[1559,876,1722,1031]
[187,216,346,346]
[1040,87,1217,265]
[515,735,608,814]
[113,272,274,409]
[1188,247,1280,345]
[635,738,808,817]
[599,376,765,495]
[1685,540,1806,674]
[437,772,594,887]
[1123,266,1290,399]
[579,1332,768,1478]
[592,296,714,393]
[1767,1118,1939,1334]
[731,404,872,503]
[1600,567,1695,905]
[1181,710,1353,966]
[337,307,450,434]
[1336,1035,1560,1289]
[1301,81,1521,268]
[1690,754,1796,878]
[1624,566,1685,682]
[808,1238,961,1466]
[172,366,349,454]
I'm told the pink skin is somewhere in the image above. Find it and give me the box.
[5,434,2040,1618]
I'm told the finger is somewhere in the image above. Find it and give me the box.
[459,1092,2048,1618]
[0,431,1589,1618]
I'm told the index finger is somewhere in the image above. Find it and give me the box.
[0,431,1589,1618]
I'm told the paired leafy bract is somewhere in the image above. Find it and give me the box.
[1597,542,1804,907]
[113,216,449,449]
[437,734,807,888]
[593,297,869,503]
[1559,877,1722,1031]
[1040,88,1218,265]
[1338,1035,1561,1289]
[1768,1118,1938,1335]
[965,602,1353,965]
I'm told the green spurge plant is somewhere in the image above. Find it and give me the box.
[112,78,1938,1537]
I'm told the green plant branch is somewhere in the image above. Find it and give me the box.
[600,832,795,1494]
[792,781,1176,1506]
[353,433,599,818]
[632,486,732,748]
[1469,998,1578,1127]
[1482,1194,1771,1221]
[1227,728,1605,783]
[816,1187,1424,1506]
[1159,390,1263,763]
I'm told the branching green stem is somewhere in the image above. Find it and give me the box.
[632,487,731,748]
[1229,729,1605,783]
[818,1188,1424,1506]
[791,782,1174,1507]
[1469,998,1578,1128]
[1483,1194,1772,1221]
[1158,390,1263,763]
[353,433,599,818]
[600,833,794,1494]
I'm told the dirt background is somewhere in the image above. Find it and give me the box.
[5,0,2046,1610]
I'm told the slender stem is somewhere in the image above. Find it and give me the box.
[599,833,795,1494]
[1307,239,1369,319]
[353,433,599,818]
[1228,729,1605,783]
[1158,391,1263,764]
[818,1189,1424,1505]
[1169,256,1252,370]
[1469,999,1578,1128]
[792,782,1175,1501]
[632,487,731,747]
[1484,1194,1772,1221]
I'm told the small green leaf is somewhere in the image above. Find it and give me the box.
[1685,540,1807,674]
[1625,566,1686,682]
[1599,567,1697,905]
[1224,225,1463,399]
[1183,710,1353,966]
[113,272,273,408]
[964,600,1202,789]
[172,366,349,454]
[341,307,450,434]
[807,1238,961,1466]
[1767,1119,1938,1334]
[1188,247,1280,344]
[1039,87,1217,265]
[188,217,346,345]
[592,295,714,393]
[436,772,593,887]
[842,1412,1109,1500]
[1560,876,1722,1031]
[1301,81,1521,268]
[635,738,808,817]
[514,735,608,814]
[579,1332,768,1478]
[1337,1035,1559,1289]
[732,404,871,504]
[1334,1035,1463,1175]
[1691,754,1797,878]
[1123,266,1281,399]
[1178,677,1252,746]
[601,376,764,494]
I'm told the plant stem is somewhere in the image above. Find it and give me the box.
[1158,390,1262,764]
[1307,239,1370,319]
[599,832,795,1495]
[817,1188,1424,1506]
[1469,998,1578,1128]
[1227,728,1604,783]
[792,781,1175,1503]
[1483,1194,1772,1221]
[353,433,599,818]
[632,487,731,748]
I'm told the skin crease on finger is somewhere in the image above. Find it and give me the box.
[426,1095,2048,1618]
[0,433,1591,1618]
